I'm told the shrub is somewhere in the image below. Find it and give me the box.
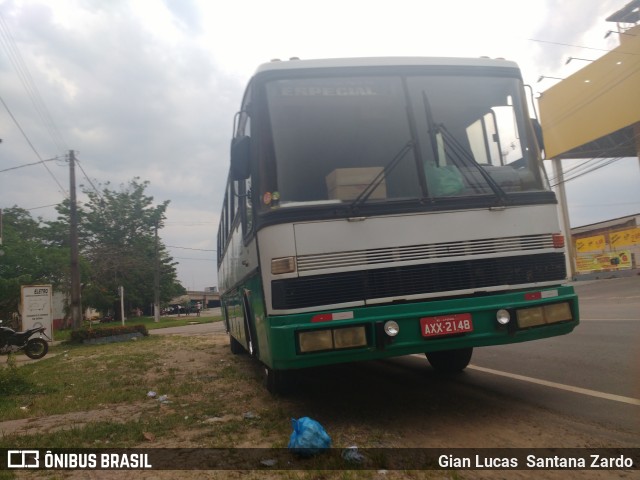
[70,324,148,343]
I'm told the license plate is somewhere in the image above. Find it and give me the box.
[420,313,473,338]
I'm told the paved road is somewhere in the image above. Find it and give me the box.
[455,275,640,435]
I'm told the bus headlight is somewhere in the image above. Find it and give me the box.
[384,320,399,337]
[298,330,333,353]
[298,326,367,353]
[496,309,511,325]
[333,326,367,349]
[542,302,572,323]
[516,302,573,328]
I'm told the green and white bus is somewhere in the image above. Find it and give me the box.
[217,57,579,393]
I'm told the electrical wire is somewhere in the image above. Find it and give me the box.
[26,203,62,211]
[172,257,216,261]
[75,156,105,204]
[166,245,216,252]
[550,157,623,187]
[0,11,68,153]
[0,94,68,196]
[528,38,640,56]
[548,157,614,184]
[0,156,62,173]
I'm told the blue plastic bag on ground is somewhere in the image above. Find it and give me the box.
[288,417,332,456]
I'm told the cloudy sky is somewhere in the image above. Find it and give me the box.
[1,0,639,290]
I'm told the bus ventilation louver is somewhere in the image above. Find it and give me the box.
[295,234,556,272]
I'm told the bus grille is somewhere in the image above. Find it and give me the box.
[296,234,554,272]
[272,253,566,310]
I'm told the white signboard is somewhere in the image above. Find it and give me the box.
[21,285,53,334]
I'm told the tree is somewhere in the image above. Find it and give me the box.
[0,207,69,320]
[1,178,185,324]
[70,178,184,316]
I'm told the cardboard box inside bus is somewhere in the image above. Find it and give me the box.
[326,167,387,201]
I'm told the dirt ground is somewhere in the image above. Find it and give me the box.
[4,330,638,480]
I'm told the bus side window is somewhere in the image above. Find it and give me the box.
[235,86,253,239]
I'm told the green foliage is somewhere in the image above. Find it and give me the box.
[1,178,185,324]
[0,355,30,395]
[0,207,69,319]
[69,324,149,342]
[71,178,185,314]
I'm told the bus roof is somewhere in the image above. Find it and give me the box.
[254,56,520,75]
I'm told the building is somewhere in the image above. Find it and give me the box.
[169,290,220,309]
[571,213,639,275]
[537,1,640,277]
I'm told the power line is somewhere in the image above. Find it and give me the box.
[173,257,216,262]
[0,11,68,153]
[25,203,62,211]
[571,202,640,208]
[75,156,105,204]
[0,94,68,196]
[0,156,62,173]
[548,157,613,184]
[550,157,623,188]
[166,245,216,252]
[528,38,640,56]
[164,221,217,226]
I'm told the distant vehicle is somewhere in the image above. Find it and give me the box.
[217,57,579,393]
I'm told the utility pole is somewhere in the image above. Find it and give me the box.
[552,157,576,280]
[154,221,160,323]
[69,150,83,329]
[119,285,125,325]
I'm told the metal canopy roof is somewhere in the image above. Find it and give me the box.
[606,0,640,24]
[538,21,640,160]
[552,124,638,160]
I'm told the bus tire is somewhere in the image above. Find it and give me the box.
[229,334,245,355]
[264,366,289,395]
[425,347,473,373]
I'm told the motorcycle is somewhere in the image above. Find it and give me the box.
[0,320,50,360]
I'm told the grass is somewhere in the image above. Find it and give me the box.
[52,312,223,341]
[0,333,452,479]
[0,339,163,421]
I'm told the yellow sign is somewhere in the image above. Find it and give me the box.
[610,227,640,249]
[575,235,606,253]
[576,250,633,273]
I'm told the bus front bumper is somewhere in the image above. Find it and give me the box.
[263,286,579,370]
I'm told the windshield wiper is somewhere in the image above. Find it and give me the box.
[422,91,508,205]
[437,124,508,204]
[348,140,415,211]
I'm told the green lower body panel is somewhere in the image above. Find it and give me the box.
[262,286,579,370]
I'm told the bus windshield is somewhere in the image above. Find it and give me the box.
[259,73,547,211]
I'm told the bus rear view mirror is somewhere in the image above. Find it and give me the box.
[532,119,545,154]
[230,136,251,180]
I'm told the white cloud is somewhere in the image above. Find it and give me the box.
[1,0,637,289]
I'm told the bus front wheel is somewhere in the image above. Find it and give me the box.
[264,366,290,395]
[426,347,473,373]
